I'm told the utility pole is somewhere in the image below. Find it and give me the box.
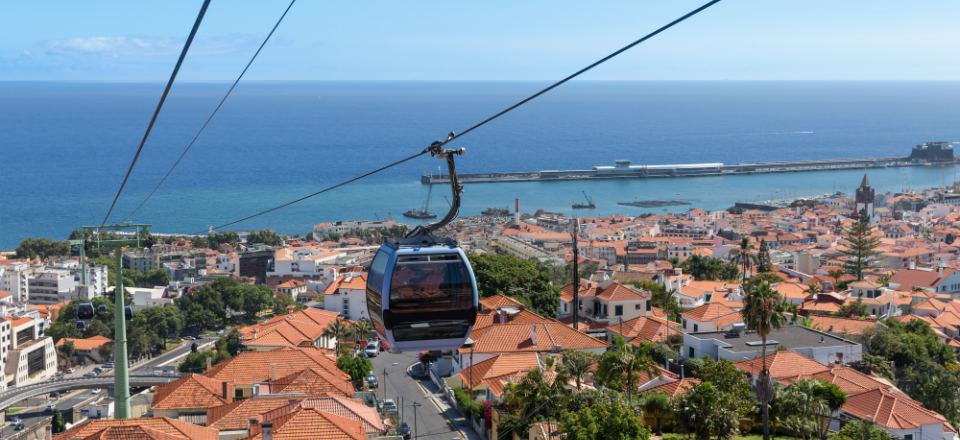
[77,224,149,419]
[412,402,422,440]
[382,368,388,402]
[571,217,580,329]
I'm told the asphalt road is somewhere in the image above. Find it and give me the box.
[372,350,472,440]
[1,336,216,437]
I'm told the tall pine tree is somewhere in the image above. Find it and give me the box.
[756,239,772,273]
[842,209,880,281]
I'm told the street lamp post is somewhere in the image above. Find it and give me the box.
[412,402,422,440]
[463,337,475,395]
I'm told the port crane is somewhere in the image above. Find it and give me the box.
[572,191,596,209]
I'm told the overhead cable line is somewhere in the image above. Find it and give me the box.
[122,0,298,223]
[208,0,723,232]
[100,0,212,227]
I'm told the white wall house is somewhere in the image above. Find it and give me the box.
[27,268,77,304]
[322,273,369,321]
[0,261,32,302]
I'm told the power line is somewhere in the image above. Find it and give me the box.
[100,0,212,227]
[122,0,298,223]
[208,0,722,232]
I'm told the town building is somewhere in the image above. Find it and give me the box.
[683,325,862,365]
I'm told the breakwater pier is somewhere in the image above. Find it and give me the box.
[422,142,957,185]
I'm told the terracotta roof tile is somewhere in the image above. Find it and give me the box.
[463,322,606,355]
[55,417,218,440]
[152,374,231,410]
[596,283,650,302]
[734,352,829,379]
[808,316,877,336]
[843,388,953,431]
[479,294,525,311]
[269,367,355,398]
[640,378,701,398]
[458,353,540,390]
[205,347,346,385]
[248,408,366,440]
[207,396,296,431]
[606,315,680,344]
[260,396,385,434]
[56,335,112,351]
[681,303,741,325]
[780,365,891,396]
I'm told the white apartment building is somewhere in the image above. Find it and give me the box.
[0,312,58,391]
[322,273,369,321]
[313,220,398,237]
[49,259,109,298]
[27,268,78,305]
[0,261,32,302]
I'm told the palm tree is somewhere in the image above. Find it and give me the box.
[742,277,789,440]
[595,337,659,402]
[730,237,756,283]
[641,391,673,436]
[827,269,845,291]
[353,319,372,345]
[560,350,597,390]
[323,318,353,355]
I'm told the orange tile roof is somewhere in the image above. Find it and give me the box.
[56,335,112,351]
[734,352,830,379]
[773,282,808,300]
[889,268,950,291]
[151,374,231,410]
[473,308,551,330]
[606,315,680,344]
[780,365,891,396]
[260,396,385,434]
[559,280,600,303]
[596,283,650,302]
[843,388,953,431]
[640,377,701,398]
[239,308,340,348]
[205,347,346,385]
[248,408,366,440]
[479,294,525,311]
[55,417,218,440]
[463,322,606,355]
[207,396,296,431]
[808,316,877,336]
[0,290,10,299]
[458,352,541,390]
[323,274,367,294]
[269,367,355,398]
[681,303,741,326]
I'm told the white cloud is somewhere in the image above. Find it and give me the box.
[43,35,255,58]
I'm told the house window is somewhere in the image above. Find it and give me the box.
[903,435,912,440]
[646,301,651,312]
[693,324,699,332]
[563,303,568,313]
[688,347,695,358]
[615,305,623,316]
[635,304,641,310]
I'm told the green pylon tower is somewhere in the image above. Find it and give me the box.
[78,224,150,419]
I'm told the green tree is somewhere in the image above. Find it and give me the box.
[179,351,215,373]
[336,353,373,386]
[840,214,880,281]
[140,306,184,348]
[559,397,650,440]
[675,382,741,440]
[207,232,240,248]
[830,421,895,440]
[500,368,570,438]
[837,298,869,318]
[595,337,658,402]
[247,229,284,246]
[641,391,672,436]
[630,280,681,322]
[222,329,243,356]
[353,319,373,345]
[681,255,740,281]
[468,252,561,316]
[903,361,960,427]
[52,409,66,433]
[694,358,753,405]
[756,239,772,273]
[560,350,598,390]
[323,318,353,355]
[15,237,71,260]
[774,379,846,440]
[848,353,894,381]
[741,277,790,440]
[58,340,76,366]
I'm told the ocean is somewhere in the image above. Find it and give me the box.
[2,80,960,248]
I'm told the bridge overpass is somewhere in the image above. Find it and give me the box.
[0,374,179,410]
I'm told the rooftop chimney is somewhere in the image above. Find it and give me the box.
[222,381,230,402]
[530,324,538,346]
[248,418,259,432]
[262,422,273,440]
[205,356,213,371]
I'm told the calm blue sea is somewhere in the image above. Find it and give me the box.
[2,81,960,248]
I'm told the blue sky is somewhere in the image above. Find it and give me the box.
[2,1,959,81]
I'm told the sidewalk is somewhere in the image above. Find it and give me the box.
[410,363,485,440]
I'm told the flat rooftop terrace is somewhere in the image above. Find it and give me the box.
[688,325,858,352]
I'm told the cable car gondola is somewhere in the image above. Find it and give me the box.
[125,305,133,321]
[77,302,95,321]
[97,304,108,315]
[367,144,478,352]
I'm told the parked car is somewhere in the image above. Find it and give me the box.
[366,373,379,389]
[103,362,114,369]
[381,399,398,414]
[46,404,56,412]
[398,422,412,440]
[364,341,379,357]
[66,367,75,374]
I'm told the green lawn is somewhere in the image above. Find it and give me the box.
[5,407,24,414]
